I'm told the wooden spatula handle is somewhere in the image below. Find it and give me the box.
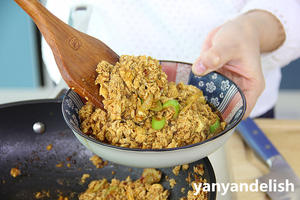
[14,0,120,108]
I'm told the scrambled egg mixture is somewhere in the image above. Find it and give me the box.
[79,169,168,200]
[79,166,208,200]
[79,55,225,149]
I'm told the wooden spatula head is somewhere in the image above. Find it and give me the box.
[15,0,119,108]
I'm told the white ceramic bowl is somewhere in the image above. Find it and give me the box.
[62,61,246,168]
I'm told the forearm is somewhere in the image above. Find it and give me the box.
[235,10,286,53]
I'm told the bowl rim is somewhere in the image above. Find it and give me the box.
[62,60,246,152]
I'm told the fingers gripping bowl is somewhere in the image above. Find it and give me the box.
[62,60,246,168]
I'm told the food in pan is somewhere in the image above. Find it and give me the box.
[79,168,169,200]
[46,144,53,151]
[56,162,64,168]
[89,155,108,168]
[182,164,189,171]
[79,55,226,149]
[173,165,181,176]
[169,178,176,188]
[10,167,21,178]
[34,190,50,199]
[79,164,208,200]
[172,164,189,176]
[81,174,91,184]
[180,164,208,200]
[89,155,102,168]
[194,164,205,176]
[181,187,186,193]
[57,195,69,200]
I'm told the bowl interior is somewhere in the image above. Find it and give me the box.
[62,61,246,149]
[160,61,246,125]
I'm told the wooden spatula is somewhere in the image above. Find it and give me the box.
[14,0,119,108]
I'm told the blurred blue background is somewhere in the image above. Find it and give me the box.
[0,0,41,88]
[280,59,300,89]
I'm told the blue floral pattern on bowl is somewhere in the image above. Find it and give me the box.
[160,61,246,127]
[188,71,245,126]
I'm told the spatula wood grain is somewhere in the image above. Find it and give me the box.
[14,0,119,108]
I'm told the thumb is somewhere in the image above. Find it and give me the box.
[193,42,235,76]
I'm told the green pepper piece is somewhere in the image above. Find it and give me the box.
[150,101,163,112]
[139,97,144,104]
[151,117,166,130]
[163,99,180,118]
[210,119,220,133]
[105,185,118,196]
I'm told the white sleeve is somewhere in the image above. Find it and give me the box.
[41,0,91,84]
[241,0,300,69]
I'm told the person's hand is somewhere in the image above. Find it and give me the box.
[192,10,285,118]
[192,19,264,118]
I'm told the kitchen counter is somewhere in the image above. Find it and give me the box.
[225,119,300,200]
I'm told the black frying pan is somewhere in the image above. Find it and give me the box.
[0,99,216,199]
